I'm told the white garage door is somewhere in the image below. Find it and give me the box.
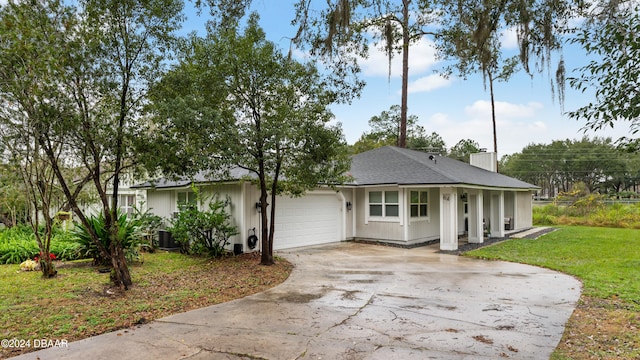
[273,192,342,250]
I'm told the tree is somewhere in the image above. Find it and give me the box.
[408,129,447,154]
[0,164,29,227]
[449,139,481,163]
[148,14,350,265]
[437,0,584,167]
[1,132,61,277]
[351,105,423,153]
[351,104,450,154]
[292,0,439,148]
[569,2,640,144]
[0,0,183,289]
[501,137,633,196]
[0,0,81,277]
[438,1,520,160]
[291,0,582,150]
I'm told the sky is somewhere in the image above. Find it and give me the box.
[190,1,628,157]
[24,0,626,157]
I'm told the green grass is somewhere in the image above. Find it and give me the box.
[467,226,639,304]
[0,251,292,358]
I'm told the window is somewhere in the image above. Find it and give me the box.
[177,191,197,209]
[369,190,399,218]
[410,191,428,218]
[113,194,135,217]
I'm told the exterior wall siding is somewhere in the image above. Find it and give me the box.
[504,192,515,220]
[515,191,533,229]
[354,187,404,242]
[146,189,174,221]
[343,189,355,239]
[406,188,440,243]
[243,183,262,251]
[141,182,535,250]
[199,184,243,249]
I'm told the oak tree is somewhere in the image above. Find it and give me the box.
[148,14,350,265]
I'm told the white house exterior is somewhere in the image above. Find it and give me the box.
[132,146,538,252]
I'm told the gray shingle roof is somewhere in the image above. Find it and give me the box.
[132,146,537,190]
[347,146,538,189]
[131,167,254,189]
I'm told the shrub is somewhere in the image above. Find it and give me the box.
[71,211,143,266]
[534,196,640,228]
[168,197,238,257]
[131,207,163,252]
[0,225,85,264]
[50,239,82,261]
[0,226,37,264]
[0,238,38,264]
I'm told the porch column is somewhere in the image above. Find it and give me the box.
[468,190,484,244]
[490,191,505,238]
[439,187,458,251]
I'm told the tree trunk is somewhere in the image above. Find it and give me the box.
[489,72,499,172]
[266,188,278,265]
[399,0,410,148]
[39,256,57,278]
[259,189,273,265]
[110,240,132,290]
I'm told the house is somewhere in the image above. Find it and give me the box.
[83,171,147,218]
[131,146,538,252]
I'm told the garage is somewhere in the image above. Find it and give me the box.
[272,192,343,250]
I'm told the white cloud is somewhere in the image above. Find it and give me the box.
[428,112,451,126]
[500,27,519,50]
[288,47,311,61]
[360,37,438,78]
[528,121,548,131]
[407,74,452,94]
[464,100,543,119]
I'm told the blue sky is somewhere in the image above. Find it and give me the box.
[193,1,628,157]
[2,0,630,155]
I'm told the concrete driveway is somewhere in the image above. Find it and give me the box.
[13,242,581,360]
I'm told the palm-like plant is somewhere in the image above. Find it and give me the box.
[71,211,142,266]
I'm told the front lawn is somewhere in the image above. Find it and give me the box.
[0,251,292,359]
[466,226,639,359]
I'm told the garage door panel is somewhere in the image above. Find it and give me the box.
[273,194,342,250]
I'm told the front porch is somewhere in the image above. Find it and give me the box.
[438,227,554,254]
[439,186,532,251]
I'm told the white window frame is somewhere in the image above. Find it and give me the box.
[367,189,400,223]
[409,190,430,222]
[110,194,136,217]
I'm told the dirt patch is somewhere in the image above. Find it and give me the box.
[496,324,515,330]
[279,292,323,303]
[473,335,494,344]
[342,270,393,275]
[351,279,377,283]
[554,296,640,359]
[341,290,361,301]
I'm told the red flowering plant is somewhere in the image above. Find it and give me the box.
[34,252,57,262]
